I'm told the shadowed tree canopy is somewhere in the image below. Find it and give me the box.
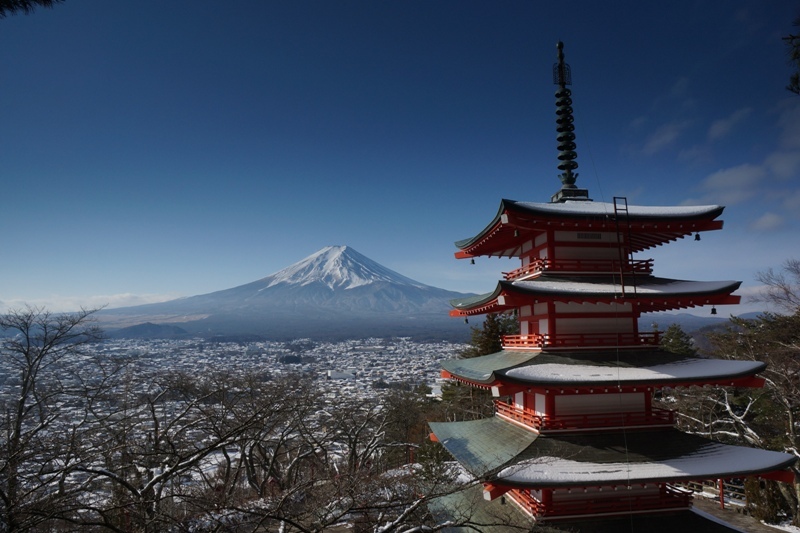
[786,16,800,95]
[0,0,63,17]
[671,259,800,525]
[659,323,698,356]
[754,258,800,312]
[460,313,519,358]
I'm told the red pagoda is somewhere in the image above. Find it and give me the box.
[429,43,795,529]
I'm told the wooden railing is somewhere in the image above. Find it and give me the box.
[495,401,675,431]
[503,258,653,280]
[502,331,661,350]
[678,479,747,507]
[509,484,692,519]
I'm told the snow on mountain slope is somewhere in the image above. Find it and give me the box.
[263,245,427,290]
[102,246,466,322]
[98,246,473,340]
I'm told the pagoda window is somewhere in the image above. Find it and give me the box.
[555,317,634,335]
[538,318,549,336]
[555,246,622,260]
[554,230,622,244]
[521,239,533,254]
[554,301,633,314]
[534,393,547,417]
[514,391,525,411]
[552,485,659,503]
[554,392,645,418]
[520,305,532,318]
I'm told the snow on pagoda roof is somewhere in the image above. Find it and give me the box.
[510,276,741,296]
[504,359,765,384]
[450,276,741,312]
[454,199,725,256]
[429,417,796,486]
[510,199,724,219]
[498,445,795,487]
[497,431,797,487]
[440,349,766,387]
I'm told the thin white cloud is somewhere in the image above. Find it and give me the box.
[707,107,752,141]
[776,99,800,149]
[677,144,712,164]
[694,100,800,210]
[751,212,785,231]
[0,293,180,314]
[642,120,692,155]
[764,151,800,180]
[670,77,690,99]
[628,116,647,130]
[700,163,766,204]
[783,190,800,211]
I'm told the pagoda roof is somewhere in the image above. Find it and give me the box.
[428,484,535,532]
[450,275,741,315]
[440,348,766,388]
[429,417,796,487]
[429,484,745,533]
[455,199,725,258]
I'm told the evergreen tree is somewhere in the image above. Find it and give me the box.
[0,0,64,17]
[460,313,519,358]
[434,314,520,422]
[705,311,800,524]
[659,323,697,356]
[786,16,800,96]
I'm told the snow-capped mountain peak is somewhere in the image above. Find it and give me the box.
[265,245,426,290]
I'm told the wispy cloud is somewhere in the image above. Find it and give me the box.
[700,163,766,204]
[642,120,692,155]
[751,212,785,231]
[783,190,800,211]
[0,293,180,314]
[764,151,800,180]
[707,107,752,141]
[670,77,690,99]
[776,100,800,149]
[696,100,800,208]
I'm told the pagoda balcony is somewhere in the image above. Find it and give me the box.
[508,484,693,520]
[503,258,653,280]
[495,400,676,431]
[502,331,661,350]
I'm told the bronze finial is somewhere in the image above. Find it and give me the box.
[551,42,590,202]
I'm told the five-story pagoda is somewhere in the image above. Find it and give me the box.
[429,43,796,527]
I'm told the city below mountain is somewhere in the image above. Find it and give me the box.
[98,245,737,342]
[99,246,475,341]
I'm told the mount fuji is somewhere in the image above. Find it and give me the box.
[99,246,474,341]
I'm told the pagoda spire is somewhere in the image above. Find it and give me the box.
[551,41,591,203]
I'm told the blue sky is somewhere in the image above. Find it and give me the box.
[1,1,798,317]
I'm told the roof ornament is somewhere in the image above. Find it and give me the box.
[551,41,591,203]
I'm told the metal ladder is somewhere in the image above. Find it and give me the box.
[613,197,637,297]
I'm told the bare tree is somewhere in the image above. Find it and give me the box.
[0,306,104,531]
[657,261,800,524]
[786,16,800,96]
[176,380,493,533]
[0,309,529,531]
[69,369,296,532]
[753,258,800,313]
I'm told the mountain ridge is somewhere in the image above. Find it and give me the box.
[99,246,474,341]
